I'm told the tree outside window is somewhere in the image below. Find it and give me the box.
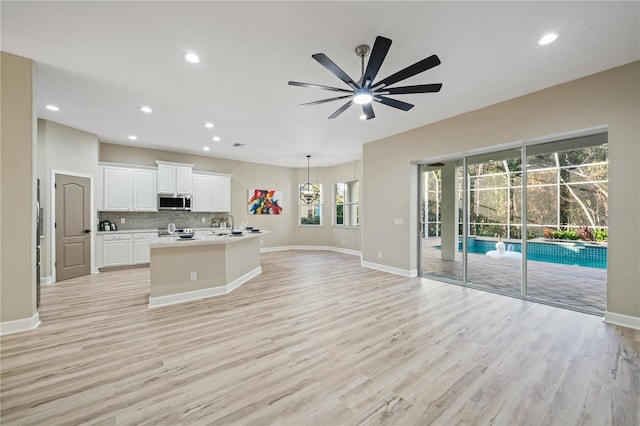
[299,184,322,225]
[335,181,359,227]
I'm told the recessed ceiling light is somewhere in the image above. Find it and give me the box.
[46,104,60,111]
[140,105,152,113]
[203,146,211,151]
[213,136,221,142]
[539,33,559,45]
[204,122,214,129]
[128,135,137,140]
[185,52,200,63]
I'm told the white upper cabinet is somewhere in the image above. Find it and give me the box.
[131,169,157,211]
[102,164,157,211]
[191,172,231,212]
[103,166,131,211]
[211,174,231,212]
[156,161,193,194]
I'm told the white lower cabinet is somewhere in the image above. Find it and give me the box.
[133,233,156,263]
[102,233,132,267]
[98,232,157,267]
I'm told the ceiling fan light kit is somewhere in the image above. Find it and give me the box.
[289,35,442,120]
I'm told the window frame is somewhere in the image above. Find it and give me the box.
[334,180,359,228]
[298,183,323,226]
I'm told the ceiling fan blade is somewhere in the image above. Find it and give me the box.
[288,81,353,93]
[371,55,441,90]
[298,95,352,107]
[362,103,375,120]
[361,36,392,89]
[374,96,414,111]
[312,53,360,90]
[328,100,353,119]
[376,83,443,95]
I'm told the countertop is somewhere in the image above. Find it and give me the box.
[97,227,219,235]
[147,230,270,248]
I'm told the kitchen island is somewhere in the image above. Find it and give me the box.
[146,230,269,308]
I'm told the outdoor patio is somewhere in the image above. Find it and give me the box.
[422,238,607,315]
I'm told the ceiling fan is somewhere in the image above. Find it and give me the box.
[288,36,442,120]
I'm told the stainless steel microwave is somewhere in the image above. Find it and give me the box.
[158,194,191,210]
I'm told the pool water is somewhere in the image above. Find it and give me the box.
[457,239,607,269]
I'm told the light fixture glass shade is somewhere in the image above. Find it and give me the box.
[300,155,320,204]
[300,183,320,204]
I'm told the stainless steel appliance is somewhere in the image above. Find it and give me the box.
[158,194,191,211]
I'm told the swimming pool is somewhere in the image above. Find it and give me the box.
[459,238,607,269]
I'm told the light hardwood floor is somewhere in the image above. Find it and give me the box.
[1,250,639,425]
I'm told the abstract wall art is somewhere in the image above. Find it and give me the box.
[248,189,283,215]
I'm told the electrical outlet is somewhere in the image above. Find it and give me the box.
[201,217,206,223]
[120,218,126,224]
[378,251,382,258]
[190,272,197,281]
[342,239,346,245]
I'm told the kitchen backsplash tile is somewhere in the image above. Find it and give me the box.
[98,211,229,230]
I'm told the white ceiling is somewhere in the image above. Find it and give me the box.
[2,1,639,168]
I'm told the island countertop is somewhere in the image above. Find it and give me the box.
[147,230,269,248]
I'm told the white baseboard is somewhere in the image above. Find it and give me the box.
[361,260,416,277]
[261,245,361,257]
[604,311,640,330]
[0,312,41,336]
[41,276,55,285]
[148,266,262,309]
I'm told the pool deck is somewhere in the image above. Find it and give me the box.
[422,237,606,315]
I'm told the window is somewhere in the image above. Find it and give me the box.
[299,184,322,225]
[335,181,359,227]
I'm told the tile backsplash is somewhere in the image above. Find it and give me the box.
[98,211,229,230]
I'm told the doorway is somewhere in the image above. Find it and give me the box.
[419,133,608,315]
[55,174,92,281]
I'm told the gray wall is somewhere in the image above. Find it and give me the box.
[362,61,640,319]
[37,119,99,280]
[1,52,36,324]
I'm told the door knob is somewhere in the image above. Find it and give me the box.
[84,229,91,234]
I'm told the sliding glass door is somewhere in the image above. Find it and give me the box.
[419,133,608,315]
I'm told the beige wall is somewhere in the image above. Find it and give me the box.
[100,144,362,251]
[363,61,640,318]
[1,52,36,323]
[37,120,99,280]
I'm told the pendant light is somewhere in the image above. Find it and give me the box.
[300,155,320,204]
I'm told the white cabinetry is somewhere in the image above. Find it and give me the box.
[191,172,231,212]
[156,161,193,195]
[104,166,130,211]
[133,232,156,263]
[97,232,157,268]
[102,233,132,267]
[102,164,157,211]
